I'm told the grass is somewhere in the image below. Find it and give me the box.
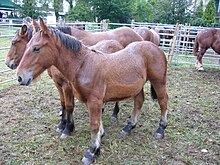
[0,65,219,164]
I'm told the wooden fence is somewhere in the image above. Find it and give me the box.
[0,21,220,89]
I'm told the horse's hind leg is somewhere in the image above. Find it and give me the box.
[111,102,120,122]
[121,89,144,136]
[60,82,75,139]
[151,81,168,139]
[196,47,206,71]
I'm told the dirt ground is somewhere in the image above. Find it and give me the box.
[0,65,219,164]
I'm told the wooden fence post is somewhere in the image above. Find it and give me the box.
[101,19,108,31]
[168,23,179,64]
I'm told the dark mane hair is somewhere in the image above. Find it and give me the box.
[56,26,72,35]
[27,28,33,40]
[50,29,82,53]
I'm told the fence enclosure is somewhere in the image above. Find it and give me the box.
[0,21,220,89]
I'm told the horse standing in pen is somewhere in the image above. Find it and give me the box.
[133,27,160,46]
[194,28,220,71]
[5,20,143,139]
[16,18,168,165]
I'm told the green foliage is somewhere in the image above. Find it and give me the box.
[132,0,154,22]
[53,0,62,20]
[19,0,49,18]
[71,0,133,23]
[65,0,73,9]
[191,17,205,26]
[195,0,203,18]
[66,1,93,21]
[153,0,174,23]
[203,0,216,27]
[94,0,134,23]
[153,0,192,24]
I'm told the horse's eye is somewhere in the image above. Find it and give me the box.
[33,47,40,53]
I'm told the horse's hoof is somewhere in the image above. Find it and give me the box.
[154,132,164,139]
[82,149,97,165]
[56,127,63,133]
[110,116,118,123]
[82,156,95,165]
[198,67,204,71]
[60,133,69,140]
[120,130,130,136]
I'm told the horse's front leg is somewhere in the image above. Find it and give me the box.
[82,99,104,165]
[60,82,75,139]
[121,89,144,136]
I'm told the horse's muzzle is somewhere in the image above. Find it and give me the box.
[17,71,33,86]
[5,59,17,70]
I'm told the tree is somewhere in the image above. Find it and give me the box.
[153,0,174,23]
[66,1,93,21]
[190,0,204,26]
[195,0,203,18]
[19,0,39,18]
[65,0,74,10]
[53,0,62,20]
[77,0,133,23]
[19,0,49,18]
[203,0,216,26]
[132,0,154,22]
[153,0,192,24]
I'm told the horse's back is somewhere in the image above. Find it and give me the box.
[108,41,166,69]
[133,27,152,41]
[108,27,143,47]
[89,40,124,54]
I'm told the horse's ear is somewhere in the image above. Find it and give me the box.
[19,25,28,36]
[39,17,49,34]
[32,19,40,32]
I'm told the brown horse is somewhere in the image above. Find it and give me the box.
[62,26,143,47]
[5,22,125,139]
[133,27,160,46]
[16,18,168,164]
[194,28,220,71]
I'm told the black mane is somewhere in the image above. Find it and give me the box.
[50,29,82,53]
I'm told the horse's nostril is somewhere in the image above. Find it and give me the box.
[18,76,22,82]
[11,64,17,69]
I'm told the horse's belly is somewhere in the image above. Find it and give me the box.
[104,80,145,102]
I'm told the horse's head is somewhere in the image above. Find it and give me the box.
[5,25,33,69]
[16,18,58,85]
[5,19,40,70]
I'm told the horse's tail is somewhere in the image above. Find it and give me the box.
[150,84,157,100]
[193,36,199,56]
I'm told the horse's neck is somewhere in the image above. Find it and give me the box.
[55,45,88,82]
